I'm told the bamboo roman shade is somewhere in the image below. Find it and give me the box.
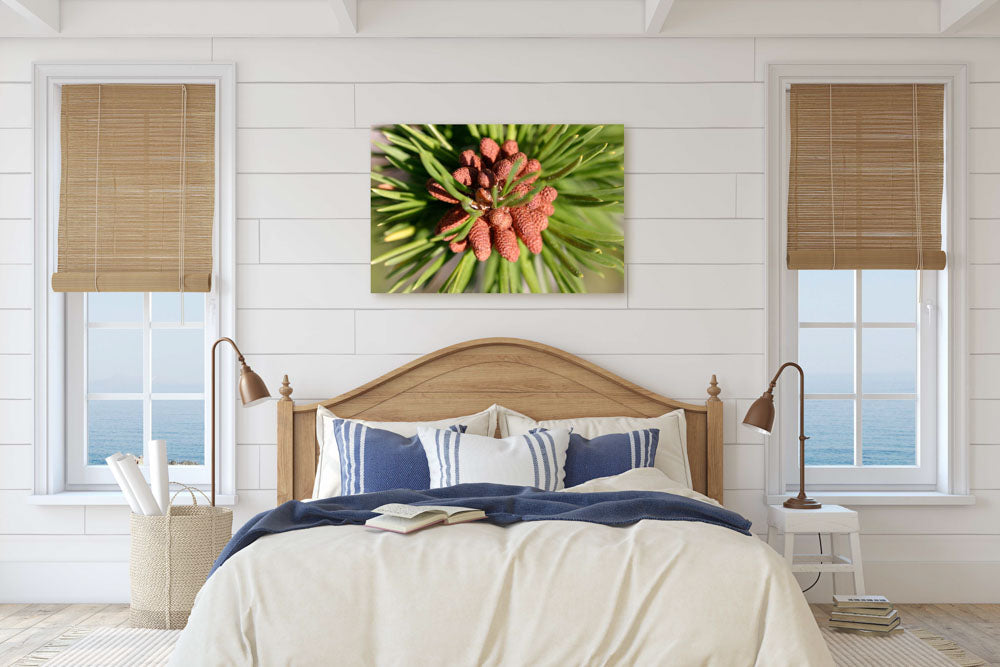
[787,83,946,270]
[52,84,216,292]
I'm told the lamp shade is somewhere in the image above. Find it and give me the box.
[238,364,271,407]
[742,392,775,435]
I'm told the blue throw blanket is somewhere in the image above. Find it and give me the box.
[211,483,751,576]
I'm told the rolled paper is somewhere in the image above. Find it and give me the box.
[116,454,162,516]
[106,453,142,514]
[149,439,170,516]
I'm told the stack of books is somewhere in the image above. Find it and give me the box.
[829,595,901,634]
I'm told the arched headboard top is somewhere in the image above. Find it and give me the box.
[277,338,723,503]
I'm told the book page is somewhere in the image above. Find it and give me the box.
[414,505,480,517]
[365,514,446,534]
[372,503,443,519]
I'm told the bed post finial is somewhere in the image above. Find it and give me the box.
[706,374,723,504]
[277,374,294,504]
[707,374,721,402]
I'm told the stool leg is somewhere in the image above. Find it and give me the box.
[767,525,776,549]
[849,531,866,594]
[829,535,838,596]
[783,531,795,565]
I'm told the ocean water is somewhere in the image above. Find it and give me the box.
[801,372,917,466]
[86,377,917,468]
[804,399,916,466]
[88,400,205,465]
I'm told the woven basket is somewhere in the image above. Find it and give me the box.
[129,486,232,629]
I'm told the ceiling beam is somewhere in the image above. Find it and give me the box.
[644,0,675,34]
[330,0,357,33]
[940,0,999,32]
[1,0,59,32]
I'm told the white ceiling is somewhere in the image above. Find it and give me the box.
[2,0,1000,37]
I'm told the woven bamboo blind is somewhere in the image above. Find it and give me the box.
[787,83,946,270]
[52,84,216,292]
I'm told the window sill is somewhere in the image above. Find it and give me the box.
[26,492,239,506]
[766,492,975,506]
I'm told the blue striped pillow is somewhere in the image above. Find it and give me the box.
[333,419,465,496]
[418,427,571,491]
[563,428,660,487]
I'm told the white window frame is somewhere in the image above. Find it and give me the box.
[788,269,936,487]
[31,63,237,503]
[764,63,970,502]
[65,292,211,487]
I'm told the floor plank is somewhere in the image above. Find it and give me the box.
[0,604,68,630]
[77,604,129,628]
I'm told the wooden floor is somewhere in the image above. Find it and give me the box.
[0,603,996,665]
[0,603,129,666]
[812,603,1000,666]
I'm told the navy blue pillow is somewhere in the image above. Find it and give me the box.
[333,419,465,495]
[562,428,660,487]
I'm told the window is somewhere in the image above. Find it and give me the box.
[65,292,211,487]
[791,269,937,486]
[32,63,236,500]
[765,64,969,499]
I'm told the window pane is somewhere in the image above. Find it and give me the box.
[183,293,204,323]
[152,293,182,322]
[88,329,142,393]
[804,399,854,465]
[799,328,854,393]
[153,293,205,324]
[151,330,204,392]
[862,399,916,465]
[799,271,854,322]
[862,271,916,323]
[152,400,205,465]
[862,329,916,393]
[87,293,142,323]
[87,399,142,464]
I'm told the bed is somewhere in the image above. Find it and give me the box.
[172,338,833,666]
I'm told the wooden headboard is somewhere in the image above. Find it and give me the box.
[276,338,723,504]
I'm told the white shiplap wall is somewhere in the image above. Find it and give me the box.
[0,35,998,603]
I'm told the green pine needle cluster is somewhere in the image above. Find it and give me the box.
[371,123,625,294]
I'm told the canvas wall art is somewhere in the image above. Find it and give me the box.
[370,124,624,293]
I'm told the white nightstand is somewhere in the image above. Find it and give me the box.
[766,504,865,595]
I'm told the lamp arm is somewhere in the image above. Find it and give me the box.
[768,360,807,442]
[767,361,803,390]
[211,336,245,364]
[209,337,244,508]
[768,361,812,503]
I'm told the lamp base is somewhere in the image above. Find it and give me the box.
[783,496,822,510]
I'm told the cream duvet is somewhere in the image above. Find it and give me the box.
[171,469,833,666]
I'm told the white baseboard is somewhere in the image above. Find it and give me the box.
[0,562,129,603]
[803,561,1000,603]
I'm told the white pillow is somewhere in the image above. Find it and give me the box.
[417,427,571,491]
[498,407,692,489]
[564,468,721,508]
[313,405,498,499]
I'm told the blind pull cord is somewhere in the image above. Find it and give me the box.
[828,84,837,270]
[178,85,188,296]
[912,84,924,272]
[93,84,102,292]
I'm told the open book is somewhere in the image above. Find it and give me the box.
[365,503,486,534]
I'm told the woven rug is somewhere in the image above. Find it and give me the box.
[11,627,181,667]
[822,626,987,667]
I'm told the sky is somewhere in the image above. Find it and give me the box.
[798,270,918,395]
[87,292,205,394]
